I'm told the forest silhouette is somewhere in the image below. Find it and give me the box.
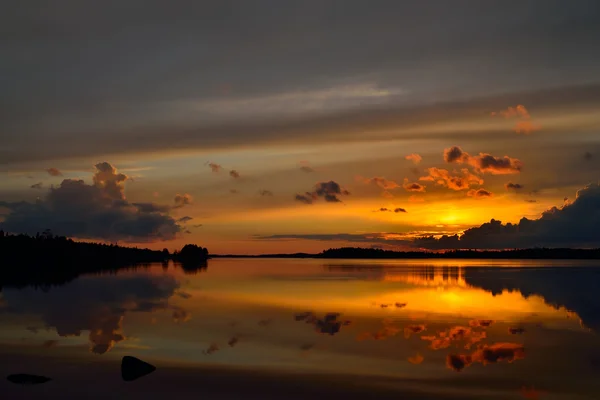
[0,230,209,289]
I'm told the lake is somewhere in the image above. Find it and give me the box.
[1,258,599,399]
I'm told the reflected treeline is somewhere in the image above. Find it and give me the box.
[325,265,466,286]
[319,247,600,259]
[463,267,600,333]
[0,231,209,289]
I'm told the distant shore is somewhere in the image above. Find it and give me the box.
[213,247,600,260]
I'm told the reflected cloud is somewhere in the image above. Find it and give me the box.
[294,311,351,336]
[422,326,486,350]
[1,273,184,354]
[407,352,424,364]
[357,319,400,341]
[203,343,220,355]
[447,342,525,372]
[404,324,427,338]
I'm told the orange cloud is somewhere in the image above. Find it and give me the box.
[515,120,541,134]
[360,176,401,190]
[405,153,422,165]
[46,167,62,176]
[420,167,483,191]
[491,105,540,134]
[407,353,424,364]
[467,188,493,198]
[469,319,494,328]
[403,178,426,192]
[174,193,193,208]
[404,324,427,338]
[357,319,401,341]
[444,146,522,175]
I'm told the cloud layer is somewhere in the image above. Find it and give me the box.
[0,163,182,242]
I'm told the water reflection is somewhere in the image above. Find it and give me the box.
[1,269,189,354]
[0,259,599,398]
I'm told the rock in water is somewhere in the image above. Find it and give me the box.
[121,356,156,382]
[7,374,52,385]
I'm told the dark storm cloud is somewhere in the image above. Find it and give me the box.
[414,183,600,249]
[2,1,600,164]
[2,274,183,354]
[295,181,349,204]
[0,162,181,242]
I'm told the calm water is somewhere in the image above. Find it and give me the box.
[1,258,600,399]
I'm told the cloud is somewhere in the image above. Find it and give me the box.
[229,170,241,179]
[405,154,422,165]
[93,162,128,200]
[469,319,494,328]
[173,193,193,208]
[228,336,239,347]
[525,199,537,203]
[207,162,222,172]
[299,161,314,173]
[407,353,424,365]
[177,216,193,223]
[203,343,220,355]
[172,307,191,323]
[295,192,318,204]
[491,105,540,134]
[356,319,400,341]
[2,273,182,354]
[505,182,524,191]
[259,189,274,196]
[0,162,182,242]
[46,168,62,177]
[360,176,401,190]
[443,146,469,163]
[133,202,172,213]
[374,207,407,213]
[421,326,486,350]
[515,120,541,134]
[403,178,426,192]
[508,327,526,334]
[414,183,600,249]
[230,189,239,194]
[296,181,350,204]
[584,152,594,161]
[404,324,427,338]
[444,146,522,175]
[295,311,351,336]
[446,342,525,372]
[467,188,493,198]
[419,167,483,191]
[30,182,43,190]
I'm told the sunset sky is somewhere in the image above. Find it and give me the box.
[1,1,600,253]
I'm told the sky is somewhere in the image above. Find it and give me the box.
[1,0,600,254]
